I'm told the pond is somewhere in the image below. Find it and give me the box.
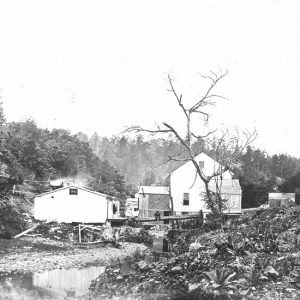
[0,265,105,299]
[0,237,171,299]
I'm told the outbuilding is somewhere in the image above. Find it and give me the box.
[34,185,119,223]
[137,186,170,219]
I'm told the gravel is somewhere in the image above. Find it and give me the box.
[0,237,146,274]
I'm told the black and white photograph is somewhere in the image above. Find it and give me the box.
[0,1,300,299]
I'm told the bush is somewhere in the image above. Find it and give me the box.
[203,214,223,232]
[121,228,153,244]
[0,198,27,239]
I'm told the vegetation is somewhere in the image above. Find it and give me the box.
[0,103,129,200]
[91,206,300,299]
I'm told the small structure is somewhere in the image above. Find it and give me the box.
[269,193,295,208]
[170,152,242,217]
[125,197,139,217]
[34,186,119,223]
[137,186,171,219]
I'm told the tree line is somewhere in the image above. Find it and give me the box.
[83,133,300,208]
[0,104,128,199]
[1,101,300,208]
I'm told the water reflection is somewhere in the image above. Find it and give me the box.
[149,236,170,253]
[0,265,105,299]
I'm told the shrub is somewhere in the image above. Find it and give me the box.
[121,228,153,244]
[0,198,27,239]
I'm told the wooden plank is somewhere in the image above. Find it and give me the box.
[13,225,38,239]
[78,240,105,245]
[80,225,103,232]
[136,214,201,222]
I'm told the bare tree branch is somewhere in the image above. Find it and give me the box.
[189,169,198,189]
[191,129,217,140]
[150,150,188,169]
[123,125,172,135]
[167,75,189,120]
[124,71,257,218]
[190,70,228,113]
[162,122,191,152]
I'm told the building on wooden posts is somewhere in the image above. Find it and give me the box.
[170,152,242,218]
[34,185,119,223]
[137,186,171,219]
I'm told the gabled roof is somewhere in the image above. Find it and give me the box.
[35,185,113,199]
[170,152,216,173]
[170,152,237,178]
[138,186,169,195]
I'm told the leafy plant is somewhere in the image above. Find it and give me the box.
[204,268,237,290]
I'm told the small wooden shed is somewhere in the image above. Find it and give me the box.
[34,186,119,223]
[137,186,170,219]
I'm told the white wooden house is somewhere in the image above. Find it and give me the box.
[170,152,242,217]
[34,186,120,223]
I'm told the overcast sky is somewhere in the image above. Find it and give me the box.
[1,1,300,156]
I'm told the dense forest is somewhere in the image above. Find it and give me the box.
[1,102,300,208]
[0,104,128,199]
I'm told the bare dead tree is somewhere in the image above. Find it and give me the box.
[125,71,257,216]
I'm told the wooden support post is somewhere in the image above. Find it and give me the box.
[78,224,81,244]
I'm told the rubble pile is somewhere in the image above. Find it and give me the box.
[90,206,300,299]
[34,222,76,241]
[119,226,153,245]
[148,224,171,238]
[29,223,153,245]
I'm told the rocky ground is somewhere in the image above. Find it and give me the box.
[0,236,146,274]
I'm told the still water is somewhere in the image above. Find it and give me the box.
[0,265,105,300]
[148,236,170,253]
[0,238,169,299]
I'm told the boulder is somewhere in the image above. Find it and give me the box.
[171,266,182,273]
[138,261,150,271]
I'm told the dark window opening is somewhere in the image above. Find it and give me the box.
[199,161,204,168]
[113,204,117,214]
[134,208,139,211]
[183,193,189,205]
[69,188,78,195]
[182,212,188,215]
[163,211,170,224]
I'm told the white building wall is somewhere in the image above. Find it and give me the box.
[170,153,236,214]
[34,187,110,223]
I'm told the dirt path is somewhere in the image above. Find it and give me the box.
[0,237,146,274]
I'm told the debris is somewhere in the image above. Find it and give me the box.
[13,225,38,239]
[138,261,150,271]
[171,266,182,273]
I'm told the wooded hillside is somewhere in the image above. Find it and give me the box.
[0,104,128,199]
[1,100,300,208]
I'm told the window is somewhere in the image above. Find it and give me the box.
[69,188,78,195]
[134,208,139,211]
[183,193,189,205]
[182,212,188,215]
[199,161,204,169]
